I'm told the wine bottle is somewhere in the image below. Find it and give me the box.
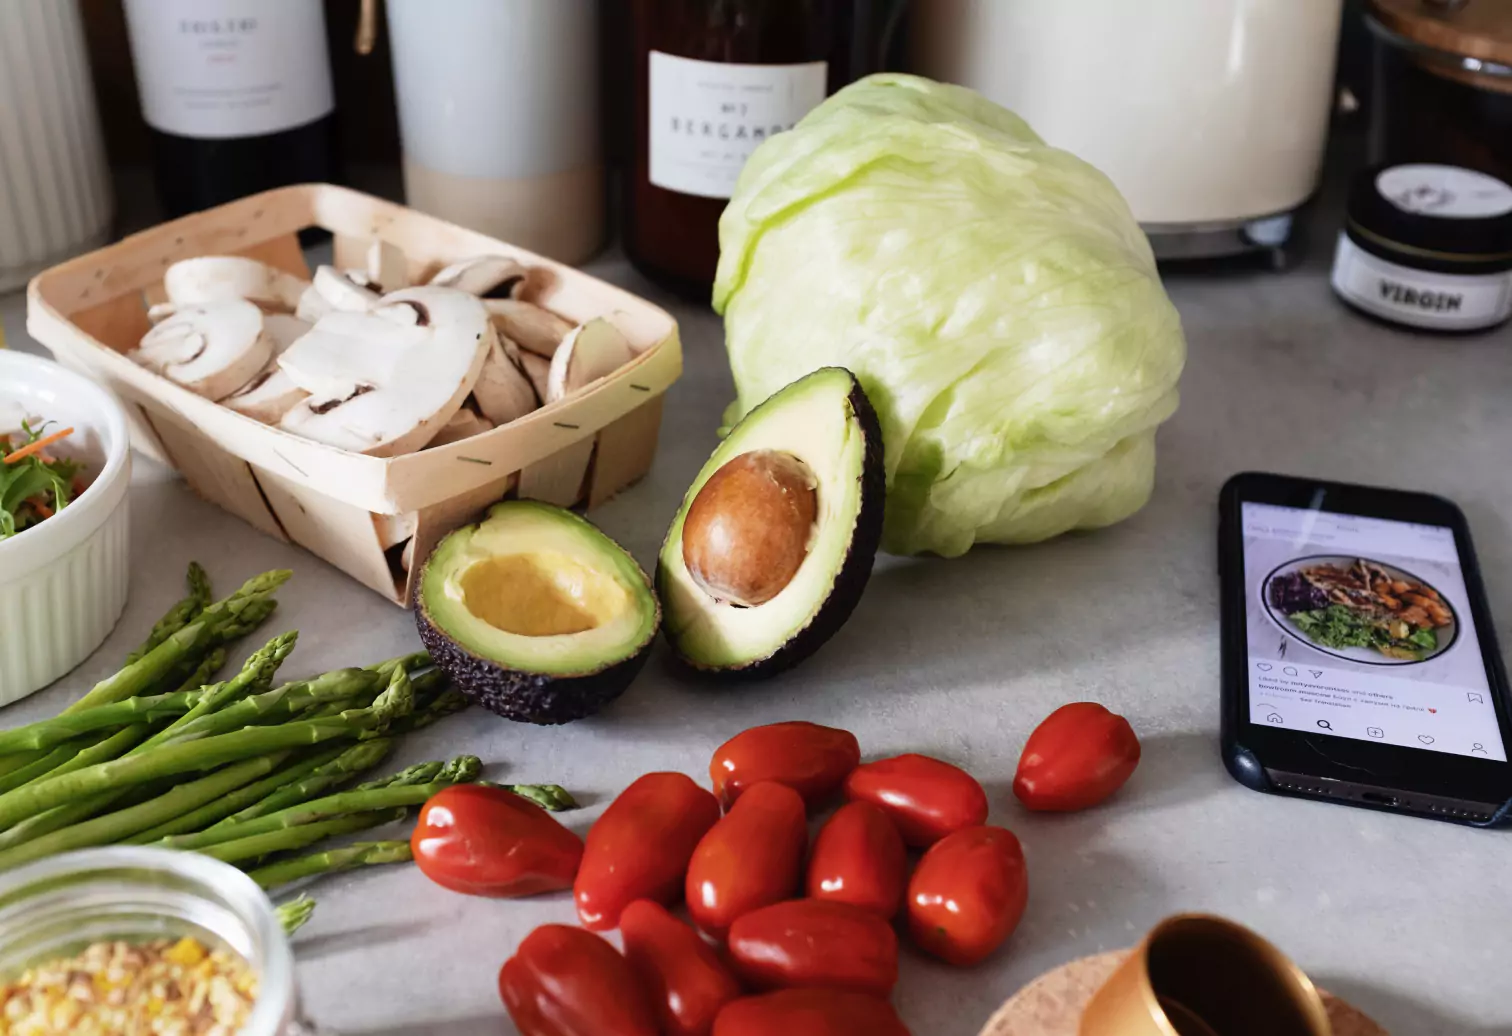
[626,0,884,298]
[122,0,337,218]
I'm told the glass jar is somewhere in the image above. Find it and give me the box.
[0,847,313,1035]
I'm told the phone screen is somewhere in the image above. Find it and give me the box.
[1241,501,1506,762]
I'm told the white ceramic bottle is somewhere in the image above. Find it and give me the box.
[385,0,603,265]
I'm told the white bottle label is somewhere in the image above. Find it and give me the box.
[123,0,335,140]
[1331,233,1512,331]
[648,52,827,200]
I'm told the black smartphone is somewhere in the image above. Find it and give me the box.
[1219,472,1512,824]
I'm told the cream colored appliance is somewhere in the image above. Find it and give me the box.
[914,0,1345,258]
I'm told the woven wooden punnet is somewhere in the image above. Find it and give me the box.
[26,184,682,605]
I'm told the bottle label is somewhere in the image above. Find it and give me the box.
[122,0,334,139]
[1376,165,1512,219]
[1331,233,1512,331]
[648,52,827,200]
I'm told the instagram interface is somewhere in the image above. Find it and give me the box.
[1242,503,1504,761]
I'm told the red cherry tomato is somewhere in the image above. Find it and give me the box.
[499,924,659,1036]
[1013,702,1141,812]
[842,753,988,847]
[411,784,582,897]
[575,772,722,930]
[728,899,898,998]
[686,781,807,937]
[805,801,907,918]
[621,899,743,1036]
[906,825,1028,966]
[710,721,860,810]
[713,989,911,1036]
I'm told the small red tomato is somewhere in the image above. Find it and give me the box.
[499,924,659,1036]
[728,899,898,998]
[805,801,907,918]
[576,772,722,930]
[842,753,988,847]
[1013,702,1141,812]
[685,781,808,937]
[906,825,1028,967]
[714,989,911,1036]
[412,784,583,897]
[710,721,860,810]
[621,900,743,1036]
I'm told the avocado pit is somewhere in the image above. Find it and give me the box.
[682,449,819,607]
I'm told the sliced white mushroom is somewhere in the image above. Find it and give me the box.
[295,266,381,324]
[130,300,274,401]
[367,240,410,294]
[484,299,572,358]
[429,255,530,299]
[146,302,177,324]
[221,314,312,423]
[471,338,540,427]
[164,257,308,312]
[514,344,552,402]
[425,404,495,448]
[545,318,634,404]
[278,286,492,457]
[401,536,417,574]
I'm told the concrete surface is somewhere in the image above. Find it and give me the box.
[3,216,1511,1035]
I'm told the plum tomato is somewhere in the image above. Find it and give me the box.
[842,753,988,847]
[713,989,911,1036]
[805,801,907,918]
[621,899,743,1036]
[685,781,808,937]
[499,924,659,1036]
[575,772,722,930]
[906,825,1027,966]
[411,784,582,897]
[1013,702,1141,812]
[727,899,898,998]
[710,721,861,810]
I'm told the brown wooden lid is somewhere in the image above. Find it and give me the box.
[1369,0,1512,66]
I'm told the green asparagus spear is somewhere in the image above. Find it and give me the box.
[209,740,394,829]
[0,754,291,870]
[369,652,430,679]
[0,691,204,756]
[158,756,480,852]
[276,895,316,935]
[139,633,302,752]
[248,840,413,890]
[65,570,291,715]
[0,737,105,796]
[203,808,408,865]
[126,562,212,665]
[124,744,357,844]
[157,667,375,748]
[497,784,579,812]
[0,671,414,830]
[170,647,225,695]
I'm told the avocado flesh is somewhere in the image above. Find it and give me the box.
[657,367,884,676]
[417,500,659,723]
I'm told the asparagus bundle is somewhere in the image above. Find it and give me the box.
[0,564,550,896]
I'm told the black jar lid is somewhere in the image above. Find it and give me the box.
[1346,163,1512,273]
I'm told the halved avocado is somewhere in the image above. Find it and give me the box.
[657,367,884,678]
[416,500,659,723]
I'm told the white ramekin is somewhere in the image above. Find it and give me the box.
[0,350,132,706]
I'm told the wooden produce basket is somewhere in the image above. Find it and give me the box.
[26,184,682,605]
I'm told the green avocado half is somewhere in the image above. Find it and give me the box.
[416,500,660,724]
[657,367,885,678]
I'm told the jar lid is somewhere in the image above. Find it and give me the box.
[1368,0,1512,67]
[1347,163,1512,267]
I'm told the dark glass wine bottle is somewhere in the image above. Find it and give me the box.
[627,0,885,299]
[122,0,337,218]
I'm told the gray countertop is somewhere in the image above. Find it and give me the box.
[4,208,1512,1036]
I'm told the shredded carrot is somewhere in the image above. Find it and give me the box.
[30,498,52,519]
[3,427,74,464]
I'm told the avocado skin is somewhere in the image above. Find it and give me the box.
[658,377,886,680]
[415,609,653,723]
